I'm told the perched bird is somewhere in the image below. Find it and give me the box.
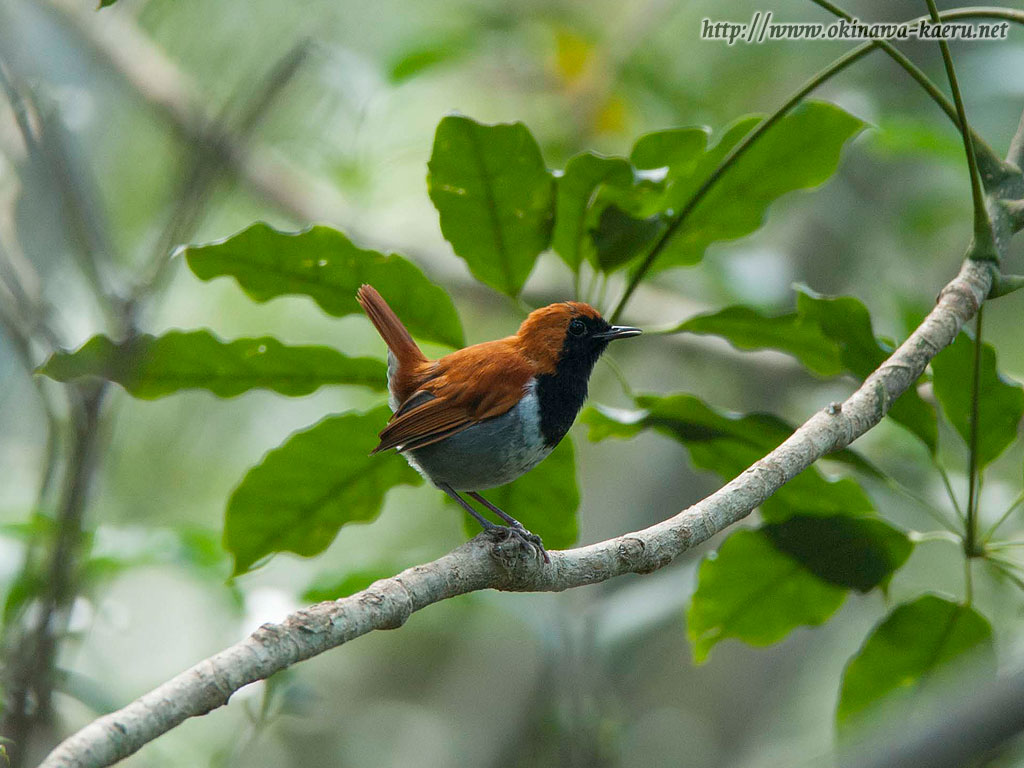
[356,284,641,560]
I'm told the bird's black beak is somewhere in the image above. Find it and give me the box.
[595,326,643,341]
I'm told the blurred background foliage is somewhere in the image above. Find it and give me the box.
[2,0,1024,766]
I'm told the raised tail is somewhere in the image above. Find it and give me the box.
[356,285,426,368]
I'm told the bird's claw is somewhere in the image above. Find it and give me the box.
[514,528,549,563]
[485,525,550,564]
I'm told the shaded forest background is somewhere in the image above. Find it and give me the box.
[2,0,1024,766]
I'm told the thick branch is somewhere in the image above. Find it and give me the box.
[38,257,992,768]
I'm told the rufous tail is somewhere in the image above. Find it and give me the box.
[356,285,426,368]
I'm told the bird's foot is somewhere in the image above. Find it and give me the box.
[483,525,550,564]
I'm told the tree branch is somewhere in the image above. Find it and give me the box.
[37,255,993,768]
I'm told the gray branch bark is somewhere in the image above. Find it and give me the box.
[36,256,994,768]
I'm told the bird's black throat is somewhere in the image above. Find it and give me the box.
[535,338,609,447]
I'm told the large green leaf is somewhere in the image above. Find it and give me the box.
[837,595,995,728]
[184,223,464,348]
[931,332,1024,469]
[763,515,912,593]
[670,305,842,377]
[590,205,667,273]
[583,394,877,522]
[796,286,938,453]
[794,286,887,378]
[670,287,936,451]
[427,115,554,296]
[654,102,865,269]
[456,436,579,550]
[224,406,422,575]
[547,128,706,276]
[551,152,633,272]
[687,528,846,663]
[656,117,761,217]
[37,331,387,399]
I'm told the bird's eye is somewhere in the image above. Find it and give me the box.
[568,318,586,337]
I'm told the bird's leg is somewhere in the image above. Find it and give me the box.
[468,492,549,564]
[439,485,549,564]
[439,483,499,530]
[468,492,524,528]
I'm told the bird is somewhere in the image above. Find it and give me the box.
[356,284,641,561]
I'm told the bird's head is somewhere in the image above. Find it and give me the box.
[515,301,642,375]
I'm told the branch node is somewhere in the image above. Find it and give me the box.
[617,537,647,569]
[359,580,414,630]
[472,530,545,590]
[937,278,983,318]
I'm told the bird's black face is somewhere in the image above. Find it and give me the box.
[561,315,643,370]
[534,314,642,448]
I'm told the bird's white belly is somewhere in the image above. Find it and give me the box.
[401,384,552,491]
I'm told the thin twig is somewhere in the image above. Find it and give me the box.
[934,460,966,523]
[923,0,996,254]
[608,6,1022,322]
[984,539,1024,551]
[965,306,984,556]
[883,475,961,535]
[982,492,1024,542]
[813,0,1003,184]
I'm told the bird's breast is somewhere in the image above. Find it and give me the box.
[402,380,553,491]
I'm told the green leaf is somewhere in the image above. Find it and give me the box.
[653,117,761,222]
[387,31,473,82]
[37,331,387,399]
[583,394,877,522]
[630,127,708,172]
[687,528,846,663]
[590,205,666,273]
[656,102,865,269]
[427,115,554,296]
[456,437,579,550]
[931,332,1024,469]
[794,286,886,378]
[3,570,42,625]
[184,223,464,348]
[666,286,937,453]
[670,305,842,377]
[763,516,912,592]
[868,116,966,163]
[551,152,633,272]
[224,406,422,575]
[796,285,938,453]
[837,595,995,728]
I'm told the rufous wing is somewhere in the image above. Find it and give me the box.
[372,395,475,453]
[371,340,536,453]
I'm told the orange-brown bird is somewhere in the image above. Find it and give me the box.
[356,284,641,560]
